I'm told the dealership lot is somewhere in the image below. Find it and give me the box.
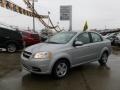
[0,46,120,90]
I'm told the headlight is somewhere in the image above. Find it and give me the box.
[33,52,52,59]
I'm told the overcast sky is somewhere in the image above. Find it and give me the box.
[0,0,120,31]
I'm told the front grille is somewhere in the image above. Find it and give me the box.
[23,51,32,59]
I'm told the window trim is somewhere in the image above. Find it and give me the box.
[90,32,103,43]
[75,32,91,44]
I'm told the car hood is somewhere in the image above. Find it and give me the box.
[25,43,65,53]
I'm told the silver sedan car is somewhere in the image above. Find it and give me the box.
[21,31,111,78]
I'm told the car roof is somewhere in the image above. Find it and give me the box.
[61,31,99,34]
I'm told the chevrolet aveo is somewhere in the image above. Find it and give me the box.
[21,31,111,79]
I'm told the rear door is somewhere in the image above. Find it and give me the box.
[0,28,8,47]
[89,32,104,60]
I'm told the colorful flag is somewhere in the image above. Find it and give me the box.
[83,21,88,31]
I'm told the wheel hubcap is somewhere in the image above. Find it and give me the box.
[56,63,67,77]
[102,53,108,63]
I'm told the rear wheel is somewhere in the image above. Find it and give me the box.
[52,60,70,79]
[7,43,17,53]
[99,52,108,66]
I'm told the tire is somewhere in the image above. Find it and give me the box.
[7,43,17,53]
[52,60,70,79]
[111,39,115,46]
[99,52,108,66]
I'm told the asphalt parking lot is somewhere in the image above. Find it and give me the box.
[0,46,120,90]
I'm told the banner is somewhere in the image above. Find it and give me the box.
[0,0,48,18]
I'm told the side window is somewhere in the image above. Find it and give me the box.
[91,32,102,43]
[76,33,90,44]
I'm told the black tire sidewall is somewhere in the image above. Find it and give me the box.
[99,52,108,66]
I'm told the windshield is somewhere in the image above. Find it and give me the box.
[46,32,77,44]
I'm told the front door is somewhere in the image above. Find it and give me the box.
[70,32,93,65]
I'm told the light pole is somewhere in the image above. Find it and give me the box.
[32,0,35,32]
[69,6,72,31]
[48,11,50,26]
[57,22,59,25]
[62,27,65,31]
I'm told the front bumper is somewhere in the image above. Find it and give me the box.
[21,55,52,74]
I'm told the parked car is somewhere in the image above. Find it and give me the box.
[105,32,119,45]
[21,31,111,79]
[114,32,120,46]
[40,35,48,42]
[102,33,114,38]
[20,31,41,46]
[0,27,24,53]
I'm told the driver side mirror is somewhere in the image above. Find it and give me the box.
[73,41,83,47]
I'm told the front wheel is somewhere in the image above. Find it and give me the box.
[99,52,108,66]
[7,43,17,53]
[52,60,70,79]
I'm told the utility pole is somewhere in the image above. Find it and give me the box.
[69,6,72,31]
[48,11,50,26]
[57,22,59,26]
[28,26,30,30]
[69,13,72,31]
[32,0,35,32]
